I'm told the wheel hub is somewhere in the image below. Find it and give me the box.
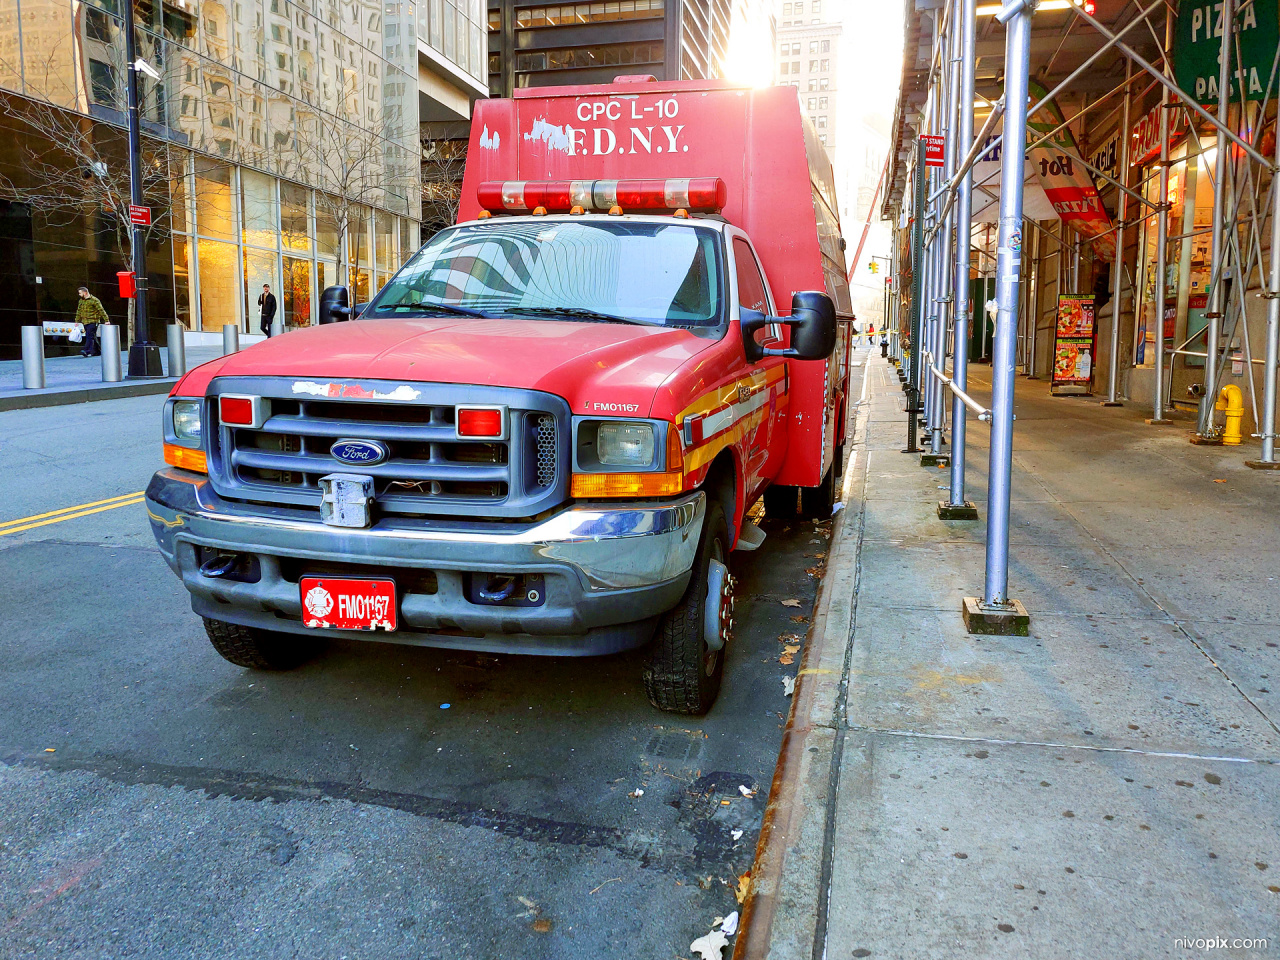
[704,560,736,653]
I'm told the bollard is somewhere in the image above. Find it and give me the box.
[99,324,123,382]
[167,323,187,378]
[21,325,46,389]
[222,323,240,355]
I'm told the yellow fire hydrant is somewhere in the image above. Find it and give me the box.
[1216,383,1245,445]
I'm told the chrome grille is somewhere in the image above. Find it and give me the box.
[206,378,569,520]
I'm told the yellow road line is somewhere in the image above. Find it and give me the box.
[0,495,146,536]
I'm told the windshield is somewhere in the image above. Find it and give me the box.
[370,220,724,328]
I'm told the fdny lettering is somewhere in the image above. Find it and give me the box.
[592,401,641,413]
[568,97,688,156]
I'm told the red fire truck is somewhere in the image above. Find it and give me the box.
[145,77,853,714]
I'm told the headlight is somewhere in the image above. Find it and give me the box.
[597,421,655,466]
[172,399,202,444]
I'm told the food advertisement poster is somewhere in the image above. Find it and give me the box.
[1052,294,1097,392]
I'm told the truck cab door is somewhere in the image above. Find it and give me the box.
[728,233,788,498]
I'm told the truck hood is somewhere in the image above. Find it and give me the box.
[177,318,719,418]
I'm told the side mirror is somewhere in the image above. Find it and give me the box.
[741,291,838,362]
[318,285,352,324]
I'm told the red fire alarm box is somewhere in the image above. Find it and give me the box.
[117,271,136,298]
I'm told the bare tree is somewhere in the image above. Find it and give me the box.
[291,108,418,305]
[0,38,181,343]
[421,136,467,238]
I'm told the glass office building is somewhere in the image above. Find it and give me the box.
[0,0,485,353]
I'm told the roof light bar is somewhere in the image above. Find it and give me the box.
[476,178,728,215]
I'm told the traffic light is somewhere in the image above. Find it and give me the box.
[869,261,879,274]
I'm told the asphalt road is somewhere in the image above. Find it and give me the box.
[0,354,864,959]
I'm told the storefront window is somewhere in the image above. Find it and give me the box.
[173,236,194,329]
[375,210,395,274]
[243,248,278,331]
[347,204,370,274]
[196,237,239,331]
[281,182,310,253]
[194,158,235,240]
[283,255,312,327]
[241,168,278,249]
[315,198,340,258]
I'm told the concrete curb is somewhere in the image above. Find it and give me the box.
[732,358,872,959]
[0,379,177,412]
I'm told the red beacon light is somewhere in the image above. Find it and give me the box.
[476,178,727,216]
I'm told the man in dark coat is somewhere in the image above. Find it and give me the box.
[258,284,278,337]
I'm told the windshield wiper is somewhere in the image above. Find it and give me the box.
[493,306,666,327]
[377,302,489,318]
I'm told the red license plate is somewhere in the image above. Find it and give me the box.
[299,577,397,631]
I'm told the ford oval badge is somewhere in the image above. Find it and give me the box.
[331,438,390,466]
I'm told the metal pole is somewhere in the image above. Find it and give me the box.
[1197,0,1234,438]
[123,0,162,378]
[167,323,187,378]
[222,323,240,356]
[905,139,927,454]
[975,0,1033,625]
[1247,107,1280,467]
[1148,75,1174,423]
[21,326,45,389]
[944,0,978,517]
[1025,225,1041,378]
[1105,60,1133,405]
[100,323,123,382]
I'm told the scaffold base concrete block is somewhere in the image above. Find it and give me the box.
[1145,418,1175,425]
[1189,434,1224,446]
[962,597,1030,636]
[920,453,950,467]
[937,500,979,520]
[1245,459,1280,470]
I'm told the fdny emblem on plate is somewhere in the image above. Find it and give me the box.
[331,438,390,466]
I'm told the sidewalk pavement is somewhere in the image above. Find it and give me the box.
[0,345,224,411]
[737,354,1279,959]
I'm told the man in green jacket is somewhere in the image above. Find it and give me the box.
[75,286,109,357]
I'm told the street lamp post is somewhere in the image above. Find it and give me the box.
[124,0,163,378]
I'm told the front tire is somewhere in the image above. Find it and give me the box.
[203,618,310,670]
[644,499,732,715]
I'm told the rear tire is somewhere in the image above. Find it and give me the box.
[203,618,310,670]
[762,484,798,519]
[644,499,731,715]
[798,466,836,519]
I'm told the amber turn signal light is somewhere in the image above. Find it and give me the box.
[164,443,208,473]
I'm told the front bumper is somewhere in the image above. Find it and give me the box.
[144,469,704,656]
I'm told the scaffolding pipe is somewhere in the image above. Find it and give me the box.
[906,138,927,454]
[983,0,1033,611]
[948,0,977,505]
[1251,124,1280,464]
[1150,24,1173,423]
[1105,60,1132,405]
[1198,0,1234,437]
[1025,225,1040,377]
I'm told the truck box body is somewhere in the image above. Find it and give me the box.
[460,78,853,485]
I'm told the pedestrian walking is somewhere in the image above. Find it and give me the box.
[75,285,108,357]
[258,284,278,337]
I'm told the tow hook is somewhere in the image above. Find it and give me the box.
[199,554,241,578]
[477,574,518,602]
[704,560,736,652]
